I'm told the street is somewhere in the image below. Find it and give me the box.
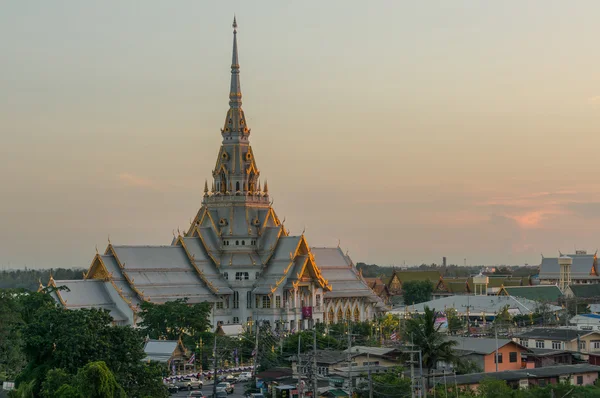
[171,380,249,398]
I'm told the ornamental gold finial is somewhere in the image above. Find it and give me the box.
[95,245,99,254]
[264,180,269,194]
[108,235,111,245]
[232,15,237,32]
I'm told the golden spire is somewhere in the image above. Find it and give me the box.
[257,180,261,192]
[211,181,216,193]
[264,180,268,194]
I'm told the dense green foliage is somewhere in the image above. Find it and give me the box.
[0,269,84,290]
[356,366,411,398]
[139,298,211,341]
[433,378,600,397]
[404,306,457,385]
[402,280,433,305]
[0,288,168,398]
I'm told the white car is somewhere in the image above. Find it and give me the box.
[215,382,234,394]
[237,372,252,383]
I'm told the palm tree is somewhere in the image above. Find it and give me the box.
[404,306,457,388]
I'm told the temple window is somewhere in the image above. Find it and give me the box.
[233,292,239,309]
[242,240,245,245]
[216,301,224,310]
[223,272,228,280]
[316,294,321,308]
[236,240,239,245]
[354,307,360,322]
[262,296,271,309]
[345,308,351,320]
[244,272,249,280]
[236,182,240,191]
[276,296,281,308]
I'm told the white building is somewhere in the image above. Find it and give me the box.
[48,19,385,331]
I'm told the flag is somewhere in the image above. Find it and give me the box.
[390,332,398,341]
[187,353,196,365]
[251,348,257,357]
[172,361,176,375]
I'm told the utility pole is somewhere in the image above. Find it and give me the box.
[409,333,415,398]
[494,325,499,372]
[313,328,318,398]
[347,323,353,398]
[212,334,218,398]
[298,331,303,398]
[253,320,260,389]
[367,353,373,398]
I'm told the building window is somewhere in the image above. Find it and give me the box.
[494,353,503,363]
[244,272,249,280]
[247,291,252,308]
[262,296,271,309]
[552,341,563,350]
[354,307,360,322]
[328,308,335,324]
[519,339,528,348]
[223,272,228,280]
[233,317,239,323]
[509,352,517,363]
[592,341,600,350]
[233,292,239,309]
[216,301,224,309]
[315,294,321,308]
[236,182,240,191]
[577,375,584,385]
[580,341,587,350]
[290,320,295,332]
[242,240,245,245]
[276,296,281,308]
[345,308,351,320]
[236,240,239,245]
[535,340,545,349]
[236,272,242,280]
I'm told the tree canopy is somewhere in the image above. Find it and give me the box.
[402,280,433,305]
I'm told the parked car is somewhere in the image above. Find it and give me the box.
[212,392,228,398]
[176,377,203,391]
[237,372,252,383]
[187,391,207,397]
[164,381,179,393]
[215,382,234,394]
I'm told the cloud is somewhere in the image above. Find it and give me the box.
[117,173,161,190]
[588,96,600,105]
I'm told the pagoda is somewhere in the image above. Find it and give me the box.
[48,19,386,330]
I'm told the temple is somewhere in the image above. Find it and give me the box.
[47,19,386,331]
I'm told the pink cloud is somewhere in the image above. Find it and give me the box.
[117,173,160,190]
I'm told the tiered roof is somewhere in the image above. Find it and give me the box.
[539,252,599,281]
[498,285,562,303]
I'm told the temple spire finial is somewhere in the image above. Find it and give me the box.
[229,16,241,108]
[204,179,209,195]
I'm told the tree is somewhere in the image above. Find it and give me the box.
[446,308,464,335]
[475,378,517,398]
[404,306,457,386]
[356,367,411,398]
[15,305,167,397]
[75,361,126,398]
[402,280,433,305]
[138,298,212,346]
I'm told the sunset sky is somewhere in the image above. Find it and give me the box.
[2,2,600,269]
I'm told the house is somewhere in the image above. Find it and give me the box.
[569,314,600,331]
[432,277,471,299]
[444,336,529,373]
[522,348,576,368]
[439,364,600,391]
[564,284,600,299]
[143,339,188,363]
[513,328,600,356]
[291,350,359,378]
[342,346,403,367]
[391,295,562,319]
[385,270,441,296]
[363,277,391,305]
[497,285,563,304]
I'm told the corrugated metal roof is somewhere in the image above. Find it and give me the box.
[503,285,563,302]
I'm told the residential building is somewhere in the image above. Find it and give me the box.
[291,350,359,378]
[342,346,402,367]
[363,277,391,305]
[569,314,600,331]
[522,348,575,368]
[46,21,385,329]
[440,364,600,391]
[564,284,600,299]
[143,339,187,364]
[513,328,600,356]
[391,295,562,319]
[497,285,563,304]
[444,336,529,373]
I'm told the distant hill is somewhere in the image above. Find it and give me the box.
[0,268,85,291]
[355,262,538,280]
